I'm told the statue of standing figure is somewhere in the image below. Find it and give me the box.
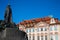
[4,5,12,24]
[0,4,28,40]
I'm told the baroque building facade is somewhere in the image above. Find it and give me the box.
[17,17,60,40]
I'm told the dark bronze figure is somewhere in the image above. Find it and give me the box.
[0,4,28,40]
[4,5,12,23]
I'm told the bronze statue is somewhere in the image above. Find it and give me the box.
[0,4,28,40]
[4,5,12,24]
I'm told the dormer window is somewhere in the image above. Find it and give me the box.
[50,18,56,24]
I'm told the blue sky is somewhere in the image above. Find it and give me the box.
[0,0,60,24]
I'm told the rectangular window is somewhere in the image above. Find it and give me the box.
[45,28,47,31]
[54,26,57,31]
[43,27,47,31]
[29,29,31,32]
[50,35,53,40]
[37,36,39,40]
[39,28,41,31]
[45,35,47,40]
[33,28,34,32]
[26,29,28,33]
[50,27,52,31]
[55,34,58,40]
[37,28,39,32]
[29,35,31,40]
[37,28,41,32]
[33,35,34,40]
[41,28,43,31]
[41,36,43,40]
[31,28,34,32]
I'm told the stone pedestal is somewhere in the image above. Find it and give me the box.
[0,28,28,40]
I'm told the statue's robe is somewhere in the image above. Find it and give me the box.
[0,28,28,40]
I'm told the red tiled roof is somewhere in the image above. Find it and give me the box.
[18,17,60,27]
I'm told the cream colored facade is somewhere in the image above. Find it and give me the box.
[18,18,60,40]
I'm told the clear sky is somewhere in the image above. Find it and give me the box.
[0,0,60,24]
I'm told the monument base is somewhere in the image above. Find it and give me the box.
[0,28,28,40]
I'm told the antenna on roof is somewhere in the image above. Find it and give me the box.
[48,15,53,18]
